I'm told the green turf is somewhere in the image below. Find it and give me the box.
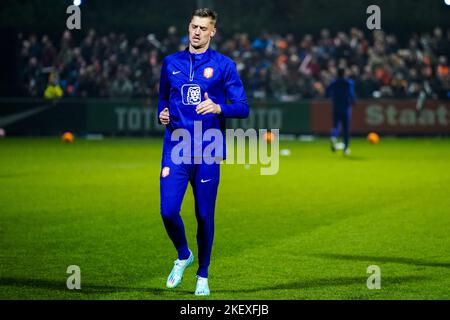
[1,137,449,300]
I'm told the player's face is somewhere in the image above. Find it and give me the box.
[189,16,216,51]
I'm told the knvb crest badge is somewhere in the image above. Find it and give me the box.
[203,67,214,79]
[181,84,201,105]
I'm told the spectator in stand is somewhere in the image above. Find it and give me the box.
[44,72,63,99]
[18,27,450,101]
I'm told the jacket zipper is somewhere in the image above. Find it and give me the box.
[189,53,194,82]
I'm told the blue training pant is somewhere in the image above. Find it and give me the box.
[160,155,220,278]
[331,108,352,149]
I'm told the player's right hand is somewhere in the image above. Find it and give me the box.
[159,107,170,125]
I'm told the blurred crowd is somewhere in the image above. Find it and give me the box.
[18,26,450,100]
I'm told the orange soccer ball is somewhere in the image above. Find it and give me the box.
[62,131,74,143]
[367,132,380,144]
[263,131,275,142]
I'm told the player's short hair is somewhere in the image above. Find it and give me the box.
[191,8,218,25]
[337,67,345,78]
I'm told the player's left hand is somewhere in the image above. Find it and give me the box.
[196,92,222,115]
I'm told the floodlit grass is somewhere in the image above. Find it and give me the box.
[1,137,449,299]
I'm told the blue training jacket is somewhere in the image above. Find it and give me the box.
[325,77,356,112]
[158,47,249,160]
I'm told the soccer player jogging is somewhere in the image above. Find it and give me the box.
[326,67,356,155]
[157,8,249,296]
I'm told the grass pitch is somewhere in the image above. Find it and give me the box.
[1,137,449,299]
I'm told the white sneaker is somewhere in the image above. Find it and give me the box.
[335,142,345,150]
[344,148,351,156]
[166,250,194,288]
[194,276,210,296]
